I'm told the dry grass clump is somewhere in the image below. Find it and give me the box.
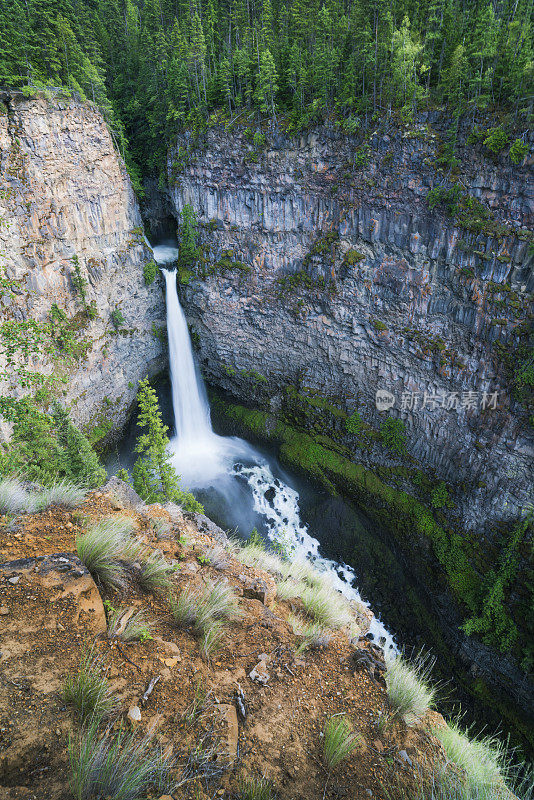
[385,650,436,723]
[76,517,141,590]
[36,479,86,509]
[237,542,286,576]
[63,651,116,723]
[69,722,176,800]
[300,583,354,629]
[323,714,362,770]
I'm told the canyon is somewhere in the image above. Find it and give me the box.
[1,94,533,753]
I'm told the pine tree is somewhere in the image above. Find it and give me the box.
[132,379,203,511]
[51,404,106,487]
[178,204,199,268]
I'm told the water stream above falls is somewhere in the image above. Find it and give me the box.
[111,241,396,650]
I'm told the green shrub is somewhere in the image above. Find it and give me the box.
[323,714,361,770]
[63,650,115,723]
[68,722,176,800]
[110,309,125,329]
[379,417,407,454]
[143,259,157,285]
[385,651,436,722]
[353,145,371,168]
[430,481,452,509]
[132,379,203,513]
[346,411,364,434]
[252,130,266,148]
[483,127,509,154]
[509,138,529,164]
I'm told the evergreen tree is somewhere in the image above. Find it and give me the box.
[131,379,203,512]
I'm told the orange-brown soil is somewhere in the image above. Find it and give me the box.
[0,487,448,800]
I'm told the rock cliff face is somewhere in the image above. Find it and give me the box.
[0,93,165,442]
[166,118,533,531]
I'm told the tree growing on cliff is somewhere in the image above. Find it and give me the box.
[178,205,199,270]
[132,379,203,513]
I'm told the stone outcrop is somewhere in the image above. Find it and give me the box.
[0,92,165,443]
[166,117,533,531]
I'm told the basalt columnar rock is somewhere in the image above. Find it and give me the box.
[166,118,533,532]
[0,92,165,444]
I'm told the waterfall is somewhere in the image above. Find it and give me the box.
[163,269,212,442]
[152,242,396,652]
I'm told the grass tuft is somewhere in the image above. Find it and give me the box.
[323,714,361,770]
[0,477,85,515]
[170,580,240,656]
[63,651,116,723]
[435,721,509,792]
[138,551,174,594]
[200,620,225,658]
[76,517,140,591]
[0,478,33,515]
[300,584,353,629]
[385,650,436,723]
[289,613,332,652]
[202,542,229,569]
[68,721,176,800]
[107,607,153,642]
[35,479,85,509]
[237,776,277,800]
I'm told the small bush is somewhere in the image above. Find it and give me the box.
[238,776,276,800]
[385,651,436,723]
[107,607,153,642]
[276,578,308,600]
[346,411,364,434]
[138,551,174,594]
[111,309,125,329]
[63,651,116,723]
[143,259,157,285]
[69,722,176,800]
[510,138,529,165]
[323,714,361,770]
[435,721,508,792]
[483,127,509,154]
[379,417,407,454]
[76,517,140,590]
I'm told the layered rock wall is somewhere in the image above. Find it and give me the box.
[0,92,165,441]
[166,117,533,530]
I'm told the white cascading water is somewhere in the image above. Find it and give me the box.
[153,243,395,651]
